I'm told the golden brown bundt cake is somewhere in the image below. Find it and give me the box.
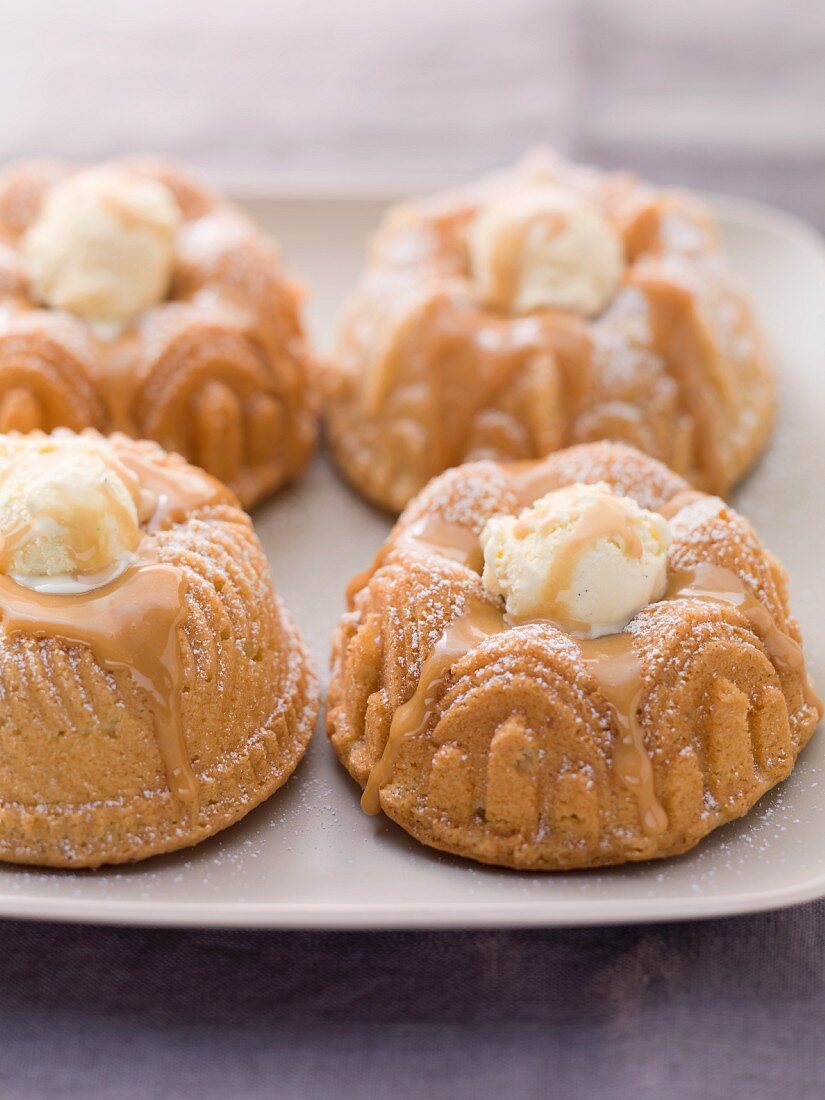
[0,429,318,868]
[0,158,317,508]
[328,441,820,870]
[324,151,774,512]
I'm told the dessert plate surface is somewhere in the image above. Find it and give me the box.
[2,189,824,928]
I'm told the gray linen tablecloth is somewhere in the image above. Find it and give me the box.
[2,908,823,1098]
[0,2,823,1097]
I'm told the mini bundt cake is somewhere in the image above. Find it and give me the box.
[0,429,318,868]
[328,441,820,870]
[325,152,774,512]
[0,158,317,508]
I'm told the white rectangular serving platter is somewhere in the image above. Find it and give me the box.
[0,188,823,928]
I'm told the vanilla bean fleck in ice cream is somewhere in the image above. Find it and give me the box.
[480,481,671,637]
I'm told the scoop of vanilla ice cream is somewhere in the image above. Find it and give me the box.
[480,482,671,637]
[469,184,624,316]
[23,167,181,327]
[0,435,143,586]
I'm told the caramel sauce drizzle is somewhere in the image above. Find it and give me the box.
[360,598,507,815]
[505,463,566,510]
[115,443,235,531]
[483,207,538,310]
[659,489,705,520]
[362,555,821,834]
[0,446,231,805]
[345,514,484,611]
[0,554,196,802]
[577,631,668,835]
[373,296,593,481]
[668,563,823,719]
[632,273,728,494]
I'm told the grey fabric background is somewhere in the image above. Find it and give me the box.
[2,907,823,1099]
[0,2,823,1097]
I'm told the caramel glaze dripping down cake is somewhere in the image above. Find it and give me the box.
[324,152,774,513]
[328,442,820,870]
[0,159,317,508]
[0,430,319,868]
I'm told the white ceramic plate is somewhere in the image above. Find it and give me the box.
[1,190,823,928]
